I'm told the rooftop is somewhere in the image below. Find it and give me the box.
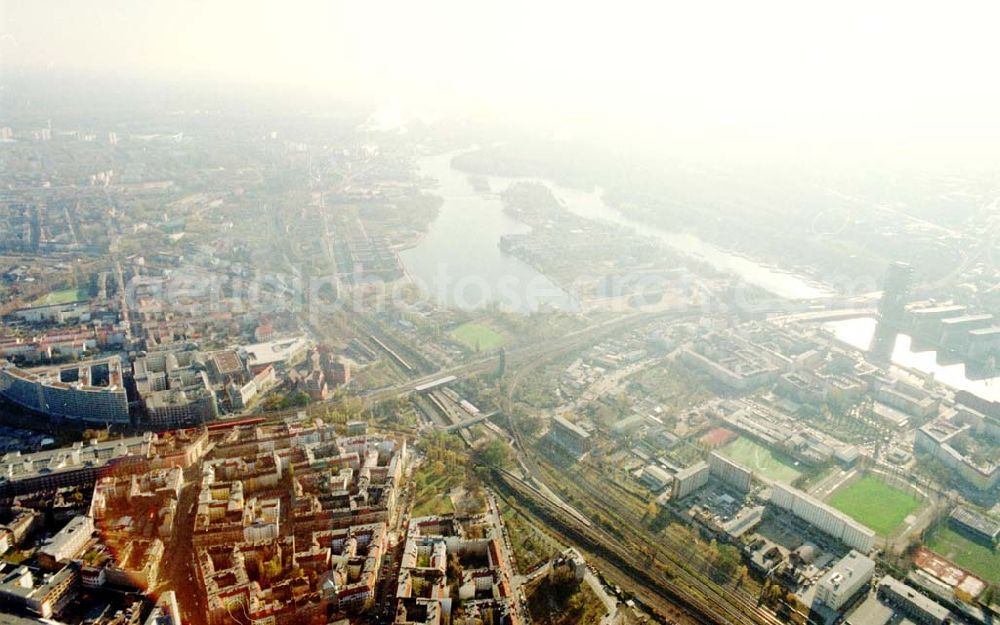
[552,415,590,439]
[878,576,951,623]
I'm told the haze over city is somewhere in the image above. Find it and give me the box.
[5,1,1000,144]
[0,3,998,625]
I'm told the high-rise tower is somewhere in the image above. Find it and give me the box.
[870,261,913,359]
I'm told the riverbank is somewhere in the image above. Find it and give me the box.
[449,154,835,301]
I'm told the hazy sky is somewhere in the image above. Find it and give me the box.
[3,0,1000,141]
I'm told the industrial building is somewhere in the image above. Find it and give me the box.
[550,416,592,457]
[948,507,1000,545]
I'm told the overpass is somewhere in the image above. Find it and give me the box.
[361,309,699,408]
[442,411,498,433]
[767,307,875,323]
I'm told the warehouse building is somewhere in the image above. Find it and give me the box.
[641,465,673,491]
[550,416,592,457]
[948,507,1000,545]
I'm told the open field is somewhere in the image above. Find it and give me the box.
[926,525,1000,585]
[30,287,89,306]
[449,322,506,351]
[411,458,461,517]
[525,572,606,625]
[411,473,456,517]
[498,498,561,572]
[700,427,737,447]
[718,437,802,484]
[827,476,921,536]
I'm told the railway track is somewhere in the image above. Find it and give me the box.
[492,467,781,625]
[555,464,786,625]
[497,322,787,625]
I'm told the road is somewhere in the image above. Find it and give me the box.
[585,569,620,625]
[808,467,857,499]
[152,464,206,625]
[358,309,695,408]
[485,492,529,625]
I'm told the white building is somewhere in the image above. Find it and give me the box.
[240,336,309,370]
[814,550,875,610]
[38,515,94,569]
[769,483,876,553]
[708,452,752,491]
[641,465,673,491]
[672,461,709,500]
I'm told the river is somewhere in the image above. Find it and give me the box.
[398,153,579,312]
[521,181,834,301]
[823,317,1000,402]
[401,151,833,312]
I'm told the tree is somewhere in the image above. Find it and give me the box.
[430,460,448,480]
[644,501,659,520]
[447,553,462,584]
[280,390,310,409]
[954,588,974,604]
[979,584,995,607]
[513,411,543,438]
[705,540,741,583]
[83,428,109,442]
[736,565,749,586]
[478,440,510,468]
[264,556,282,583]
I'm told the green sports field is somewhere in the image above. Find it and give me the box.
[827,476,921,536]
[926,525,1000,584]
[449,322,506,351]
[718,437,802,484]
[31,287,89,306]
